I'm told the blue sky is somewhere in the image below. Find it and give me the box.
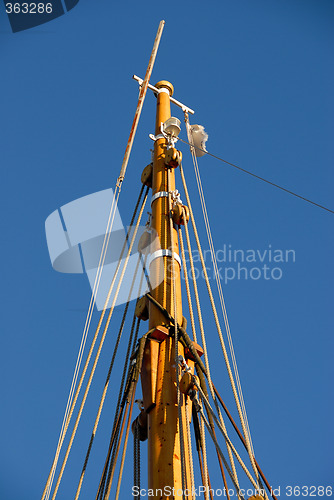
[0,1,333,499]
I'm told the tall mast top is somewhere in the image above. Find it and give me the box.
[155,80,174,96]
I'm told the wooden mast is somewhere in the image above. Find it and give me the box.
[141,80,191,498]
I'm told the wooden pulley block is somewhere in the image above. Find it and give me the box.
[180,372,199,396]
[172,204,189,225]
[135,296,149,321]
[164,148,182,168]
[138,230,151,255]
[141,163,153,187]
[131,410,148,441]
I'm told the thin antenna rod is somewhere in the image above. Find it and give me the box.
[118,20,165,183]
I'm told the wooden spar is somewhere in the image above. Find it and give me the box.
[118,20,165,183]
[141,81,192,497]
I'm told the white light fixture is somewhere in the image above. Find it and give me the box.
[162,117,181,138]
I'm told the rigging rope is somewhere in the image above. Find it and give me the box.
[74,253,144,499]
[177,136,334,215]
[97,243,148,500]
[133,419,140,499]
[43,19,164,497]
[184,398,195,499]
[195,366,231,500]
[50,187,149,500]
[179,158,261,488]
[114,387,137,500]
[184,113,256,459]
[197,403,246,500]
[185,114,271,497]
[178,218,198,342]
[43,184,141,500]
[101,349,142,500]
[96,318,142,500]
[103,384,133,499]
[104,332,148,499]
[180,202,240,488]
[167,169,187,497]
[145,291,275,499]
[199,399,210,500]
[194,376,261,490]
[178,223,197,343]
[212,385,278,500]
[115,256,149,500]
[43,184,123,500]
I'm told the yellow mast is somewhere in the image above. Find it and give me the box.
[141,80,191,498]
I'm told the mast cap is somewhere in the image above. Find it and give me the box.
[155,80,174,96]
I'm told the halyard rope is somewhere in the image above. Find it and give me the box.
[104,332,148,499]
[180,203,240,489]
[167,168,187,497]
[183,111,255,456]
[50,187,149,499]
[179,155,261,489]
[43,19,165,497]
[43,184,123,500]
[74,254,144,499]
[178,219,197,343]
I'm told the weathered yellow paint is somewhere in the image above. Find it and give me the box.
[141,81,191,498]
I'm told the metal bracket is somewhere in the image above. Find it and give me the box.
[133,75,195,115]
[149,126,178,147]
[148,249,181,267]
[171,189,183,206]
[149,133,165,142]
[178,355,191,372]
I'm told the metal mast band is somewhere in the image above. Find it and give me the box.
[150,191,170,206]
[148,249,182,267]
[157,87,170,95]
